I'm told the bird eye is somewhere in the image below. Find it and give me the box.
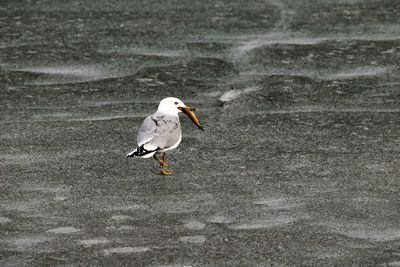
[174,101,178,105]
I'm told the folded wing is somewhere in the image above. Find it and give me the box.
[127,113,181,158]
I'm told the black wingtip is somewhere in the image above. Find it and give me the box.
[126,151,136,158]
[127,145,160,158]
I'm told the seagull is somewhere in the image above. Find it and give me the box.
[127,97,204,175]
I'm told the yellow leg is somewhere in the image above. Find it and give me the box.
[153,153,170,167]
[162,153,171,167]
[161,153,172,175]
[154,153,172,175]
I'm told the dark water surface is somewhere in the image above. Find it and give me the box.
[1,0,400,266]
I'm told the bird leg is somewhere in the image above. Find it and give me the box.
[160,153,171,167]
[160,153,172,175]
[153,153,172,175]
[153,153,170,167]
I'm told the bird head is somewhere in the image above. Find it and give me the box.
[158,97,204,130]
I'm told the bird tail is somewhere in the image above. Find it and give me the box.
[126,145,160,158]
[126,149,138,157]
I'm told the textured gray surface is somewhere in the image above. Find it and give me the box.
[1,0,400,266]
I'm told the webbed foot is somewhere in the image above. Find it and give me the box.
[160,169,173,175]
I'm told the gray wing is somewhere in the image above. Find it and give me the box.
[137,113,181,150]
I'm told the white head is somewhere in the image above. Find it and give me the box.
[157,97,186,116]
[157,97,204,130]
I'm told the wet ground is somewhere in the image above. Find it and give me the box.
[1,0,400,266]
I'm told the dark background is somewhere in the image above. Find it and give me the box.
[1,0,400,266]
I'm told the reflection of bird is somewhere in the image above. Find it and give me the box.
[127,97,204,175]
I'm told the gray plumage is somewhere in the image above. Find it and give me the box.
[138,112,181,148]
[127,112,181,158]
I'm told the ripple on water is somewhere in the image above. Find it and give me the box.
[99,47,188,58]
[230,216,296,230]
[103,204,148,212]
[178,235,206,244]
[183,221,206,230]
[231,29,400,60]
[111,215,133,221]
[218,86,259,102]
[1,199,42,213]
[319,221,400,242]
[105,225,137,232]
[103,246,151,255]
[343,228,400,242]
[234,34,328,57]
[6,235,49,251]
[77,238,111,247]
[5,65,121,85]
[22,184,70,202]
[206,215,234,224]
[46,227,80,234]
[319,66,390,80]
[0,216,12,224]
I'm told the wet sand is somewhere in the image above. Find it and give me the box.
[1,0,400,266]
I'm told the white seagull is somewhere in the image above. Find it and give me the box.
[127,97,203,175]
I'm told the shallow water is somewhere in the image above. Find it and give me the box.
[1,0,400,266]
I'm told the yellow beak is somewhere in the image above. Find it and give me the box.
[178,106,204,130]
